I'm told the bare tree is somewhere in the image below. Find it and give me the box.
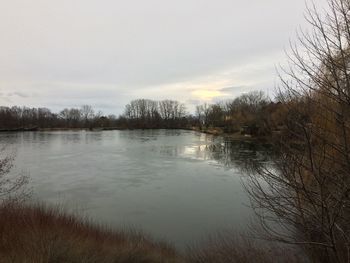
[159,100,173,121]
[80,105,95,127]
[0,147,29,203]
[195,105,204,128]
[207,104,224,127]
[196,103,211,128]
[246,1,350,262]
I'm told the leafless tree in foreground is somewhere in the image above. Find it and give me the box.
[246,0,350,262]
[0,147,29,203]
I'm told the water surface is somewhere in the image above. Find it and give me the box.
[2,130,271,248]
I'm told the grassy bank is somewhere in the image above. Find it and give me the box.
[0,202,308,263]
[0,203,181,263]
[187,234,305,263]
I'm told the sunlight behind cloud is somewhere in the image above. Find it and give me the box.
[192,89,225,100]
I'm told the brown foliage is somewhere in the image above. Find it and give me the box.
[0,203,182,263]
[246,0,350,262]
[187,233,304,263]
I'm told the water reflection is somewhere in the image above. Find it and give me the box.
[130,130,275,172]
[198,139,274,170]
[118,129,183,142]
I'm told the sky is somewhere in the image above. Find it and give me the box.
[0,0,328,115]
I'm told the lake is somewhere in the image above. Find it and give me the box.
[1,130,271,249]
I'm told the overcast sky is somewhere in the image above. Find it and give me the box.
[0,0,328,115]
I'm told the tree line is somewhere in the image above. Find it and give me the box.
[118,99,188,129]
[0,93,290,136]
[114,92,290,136]
[0,105,118,130]
[194,90,288,135]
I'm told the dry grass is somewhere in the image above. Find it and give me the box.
[0,202,182,263]
[186,233,307,263]
[0,202,312,263]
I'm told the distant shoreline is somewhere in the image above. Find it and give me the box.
[0,126,274,142]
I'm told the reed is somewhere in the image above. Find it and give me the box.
[0,202,181,263]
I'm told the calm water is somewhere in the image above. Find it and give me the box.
[1,130,271,249]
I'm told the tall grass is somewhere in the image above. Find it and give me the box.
[0,202,181,263]
[0,202,311,263]
[186,232,306,263]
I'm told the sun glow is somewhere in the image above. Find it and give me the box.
[192,89,223,100]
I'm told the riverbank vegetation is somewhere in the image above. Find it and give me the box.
[246,0,350,262]
[0,200,310,263]
[0,93,287,138]
[187,233,304,263]
[0,202,182,263]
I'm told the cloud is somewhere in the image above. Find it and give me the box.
[7,92,29,98]
[0,0,329,114]
[219,86,247,93]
